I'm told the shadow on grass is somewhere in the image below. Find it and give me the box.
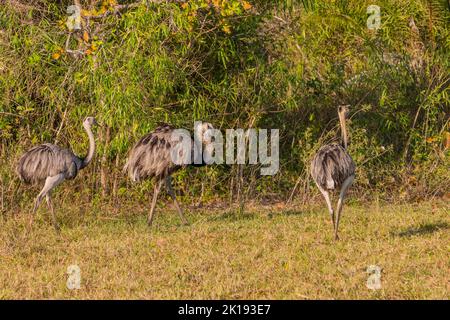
[392,222,449,238]
[281,209,316,216]
[205,206,317,222]
[206,210,259,223]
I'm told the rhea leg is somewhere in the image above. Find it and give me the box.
[148,179,164,226]
[334,175,354,240]
[30,174,65,227]
[317,184,335,232]
[166,176,188,225]
[45,193,60,231]
[31,192,45,225]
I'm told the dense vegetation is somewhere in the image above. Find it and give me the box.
[0,0,449,213]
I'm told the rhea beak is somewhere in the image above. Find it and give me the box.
[338,105,350,117]
[344,105,351,117]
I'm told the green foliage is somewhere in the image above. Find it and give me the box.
[0,0,449,208]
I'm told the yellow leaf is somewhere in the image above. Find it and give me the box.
[52,52,61,60]
[445,132,450,149]
[242,1,252,10]
[83,31,90,42]
[222,25,231,34]
[86,49,92,55]
[181,2,188,9]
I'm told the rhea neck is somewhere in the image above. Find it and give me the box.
[338,110,348,150]
[80,122,96,169]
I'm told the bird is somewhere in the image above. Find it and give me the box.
[310,105,356,240]
[16,116,98,230]
[123,122,215,227]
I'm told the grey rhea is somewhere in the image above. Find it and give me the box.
[123,122,215,227]
[311,105,356,240]
[17,117,97,230]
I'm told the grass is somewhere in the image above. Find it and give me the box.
[0,199,448,299]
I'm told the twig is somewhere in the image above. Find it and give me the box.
[54,109,68,145]
[287,175,302,204]
[0,112,24,118]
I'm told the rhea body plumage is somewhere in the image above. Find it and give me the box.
[124,122,215,227]
[17,117,97,229]
[311,105,355,240]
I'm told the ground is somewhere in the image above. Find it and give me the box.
[0,200,448,299]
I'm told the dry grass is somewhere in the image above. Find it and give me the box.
[0,200,449,299]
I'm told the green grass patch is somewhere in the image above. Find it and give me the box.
[0,200,448,299]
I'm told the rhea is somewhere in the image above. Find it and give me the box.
[124,122,215,227]
[311,105,356,240]
[17,117,97,230]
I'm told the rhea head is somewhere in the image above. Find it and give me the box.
[83,116,98,127]
[338,105,350,118]
[194,122,215,144]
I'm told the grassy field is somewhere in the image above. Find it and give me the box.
[0,200,448,299]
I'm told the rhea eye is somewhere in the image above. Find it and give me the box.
[210,136,215,142]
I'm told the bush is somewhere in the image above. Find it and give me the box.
[0,0,449,211]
